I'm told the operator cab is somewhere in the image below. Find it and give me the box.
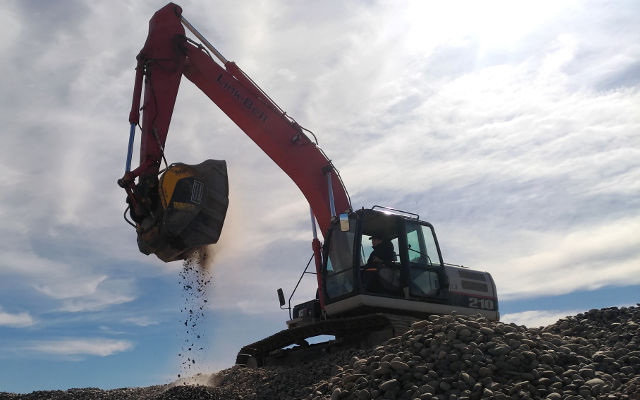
[320,207,498,320]
[322,207,448,311]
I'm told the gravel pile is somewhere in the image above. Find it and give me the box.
[303,306,640,400]
[2,305,639,400]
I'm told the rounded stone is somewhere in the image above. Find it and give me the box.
[379,378,399,392]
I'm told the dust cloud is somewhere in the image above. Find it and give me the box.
[170,372,218,388]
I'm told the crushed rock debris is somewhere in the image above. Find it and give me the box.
[177,248,212,379]
[2,305,639,400]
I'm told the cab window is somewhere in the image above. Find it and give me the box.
[325,225,355,299]
[406,223,441,266]
[405,222,442,297]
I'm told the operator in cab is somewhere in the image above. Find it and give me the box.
[368,236,395,265]
[362,235,401,294]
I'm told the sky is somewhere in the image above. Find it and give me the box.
[1,0,639,393]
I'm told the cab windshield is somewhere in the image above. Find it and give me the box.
[324,219,356,299]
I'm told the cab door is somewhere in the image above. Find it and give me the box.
[403,221,448,300]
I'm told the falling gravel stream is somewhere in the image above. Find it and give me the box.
[177,249,212,380]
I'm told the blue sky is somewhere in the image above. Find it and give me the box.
[1,0,639,394]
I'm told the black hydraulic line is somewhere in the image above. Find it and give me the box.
[284,252,316,320]
[123,206,136,228]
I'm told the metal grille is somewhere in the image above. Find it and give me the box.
[461,280,489,292]
[459,270,486,281]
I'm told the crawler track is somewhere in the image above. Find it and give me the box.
[236,313,418,367]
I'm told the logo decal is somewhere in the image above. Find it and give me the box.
[191,180,204,204]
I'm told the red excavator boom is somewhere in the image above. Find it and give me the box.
[118,3,350,263]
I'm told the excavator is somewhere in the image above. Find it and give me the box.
[118,3,499,366]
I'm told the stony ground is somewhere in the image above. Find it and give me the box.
[2,305,639,400]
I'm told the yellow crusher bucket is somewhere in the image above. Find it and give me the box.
[137,159,229,262]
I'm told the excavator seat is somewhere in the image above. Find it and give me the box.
[137,159,229,262]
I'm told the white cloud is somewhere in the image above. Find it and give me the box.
[58,293,136,313]
[502,303,640,328]
[0,307,35,328]
[27,338,133,357]
[501,309,583,328]
[54,277,136,313]
[34,275,108,300]
[0,2,21,56]
[0,248,137,313]
[123,316,159,327]
[492,216,640,300]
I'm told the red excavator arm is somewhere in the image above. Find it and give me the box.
[119,3,350,262]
